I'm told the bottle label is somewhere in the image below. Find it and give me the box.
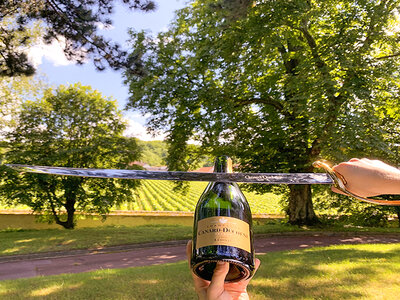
[196,216,251,252]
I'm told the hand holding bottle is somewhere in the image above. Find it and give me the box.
[331,158,400,197]
[187,241,260,300]
[191,156,255,282]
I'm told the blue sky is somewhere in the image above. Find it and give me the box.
[31,1,188,140]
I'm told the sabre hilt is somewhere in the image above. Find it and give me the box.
[313,160,400,206]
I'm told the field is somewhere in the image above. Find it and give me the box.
[2,181,283,215]
[0,180,283,215]
[115,181,283,215]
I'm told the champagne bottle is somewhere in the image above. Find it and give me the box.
[191,156,255,282]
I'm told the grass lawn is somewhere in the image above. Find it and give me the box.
[1,222,400,257]
[1,243,400,299]
[0,224,193,256]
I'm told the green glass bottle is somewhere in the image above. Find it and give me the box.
[191,156,255,282]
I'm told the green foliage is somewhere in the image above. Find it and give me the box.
[136,140,212,168]
[0,0,156,76]
[0,15,44,77]
[0,74,49,134]
[137,140,167,166]
[124,0,400,224]
[313,185,400,227]
[0,83,142,229]
[0,16,48,133]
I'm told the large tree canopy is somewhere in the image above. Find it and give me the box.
[0,75,48,135]
[124,0,400,225]
[0,0,156,76]
[0,83,141,229]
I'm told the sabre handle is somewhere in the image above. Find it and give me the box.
[313,160,400,206]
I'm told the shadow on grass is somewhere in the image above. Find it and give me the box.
[0,261,196,300]
[250,244,400,299]
[1,244,400,299]
[0,225,193,256]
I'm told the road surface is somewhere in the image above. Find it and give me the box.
[1,233,400,280]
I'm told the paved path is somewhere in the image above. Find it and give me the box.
[1,233,400,281]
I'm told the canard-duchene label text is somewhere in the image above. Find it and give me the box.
[196,216,250,252]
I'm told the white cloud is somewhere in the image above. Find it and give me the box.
[123,117,201,144]
[124,118,166,141]
[27,36,79,67]
[95,22,115,31]
[124,111,147,119]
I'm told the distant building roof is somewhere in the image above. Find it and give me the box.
[146,166,168,171]
[131,161,146,166]
[193,166,214,173]
[130,161,167,171]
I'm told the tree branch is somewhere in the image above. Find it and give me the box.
[46,188,62,225]
[375,52,400,60]
[297,20,350,156]
[46,0,105,52]
[299,20,335,96]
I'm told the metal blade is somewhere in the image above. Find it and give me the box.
[5,164,334,185]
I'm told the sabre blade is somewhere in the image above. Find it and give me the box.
[5,164,334,185]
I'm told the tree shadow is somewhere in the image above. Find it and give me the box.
[249,245,400,299]
[0,261,197,299]
[1,245,400,299]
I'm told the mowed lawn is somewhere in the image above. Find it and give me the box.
[2,222,400,257]
[1,243,400,299]
[0,225,193,256]
[0,221,305,256]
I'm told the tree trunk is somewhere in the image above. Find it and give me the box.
[287,184,319,225]
[63,202,76,229]
[396,207,400,228]
[48,194,75,229]
[54,205,75,229]
[53,179,78,229]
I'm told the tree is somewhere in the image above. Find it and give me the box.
[137,140,168,166]
[0,15,47,133]
[124,0,400,225]
[0,83,141,229]
[0,74,48,135]
[0,0,156,77]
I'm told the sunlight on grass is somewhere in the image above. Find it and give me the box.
[251,278,278,287]
[249,244,400,300]
[14,238,35,244]
[2,246,26,254]
[0,225,193,256]
[30,283,83,297]
[1,224,400,258]
[30,285,63,297]
[1,244,400,299]
[60,239,76,245]
[139,279,160,284]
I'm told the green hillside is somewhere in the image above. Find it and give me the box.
[137,140,167,166]
[115,181,283,215]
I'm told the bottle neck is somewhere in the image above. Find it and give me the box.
[214,156,233,173]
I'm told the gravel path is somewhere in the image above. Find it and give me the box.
[1,233,400,281]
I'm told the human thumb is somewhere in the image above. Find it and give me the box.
[207,261,229,298]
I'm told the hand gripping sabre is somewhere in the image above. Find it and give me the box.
[313,160,400,206]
